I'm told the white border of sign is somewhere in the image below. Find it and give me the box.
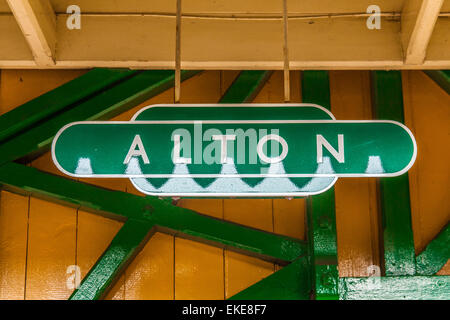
[130,103,336,121]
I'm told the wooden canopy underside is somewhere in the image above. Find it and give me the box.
[1,0,449,70]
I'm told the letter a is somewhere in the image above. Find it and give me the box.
[123,135,150,164]
[366,5,381,30]
[66,5,81,30]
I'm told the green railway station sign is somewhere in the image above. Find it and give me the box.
[52,104,417,197]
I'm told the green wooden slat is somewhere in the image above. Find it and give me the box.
[229,257,311,300]
[302,71,339,300]
[0,162,306,264]
[416,223,450,275]
[0,70,201,165]
[220,71,273,103]
[301,71,331,110]
[371,71,416,276]
[423,70,450,95]
[339,275,450,300]
[70,219,155,300]
[0,68,137,144]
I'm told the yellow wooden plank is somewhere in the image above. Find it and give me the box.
[179,70,222,103]
[289,17,403,68]
[76,210,124,300]
[273,199,305,240]
[105,275,125,300]
[183,0,405,14]
[178,199,223,219]
[31,152,62,176]
[225,250,274,298]
[25,197,76,300]
[76,211,122,281]
[49,0,406,15]
[175,238,224,300]
[0,191,28,299]
[425,18,450,74]
[223,198,274,298]
[0,69,82,300]
[124,233,174,300]
[50,0,175,14]
[402,71,450,255]
[330,71,381,277]
[0,15,33,64]
[437,260,450,275]
[181,18,283,68]
[224,199,273,232]
[252,70,301,103]
[0,69,87,114]
[56,15,175,66]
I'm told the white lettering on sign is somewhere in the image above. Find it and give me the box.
[124,131,347,167]
[257,134,289,164]
[172,133,192,164]
[212,135,236,164]
[124,134,150,164]
[316,134,345,164]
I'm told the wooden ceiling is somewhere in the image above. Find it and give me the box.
[0,0,449,70]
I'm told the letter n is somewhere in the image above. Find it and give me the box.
[316,134,345,163]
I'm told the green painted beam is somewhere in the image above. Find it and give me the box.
[302,71,339,300]
[0,162,306,264]
[229,257,311,300]
[416,223,450,275]
[70,219,155,300]
[339,275,450,300]
[301,70,331,110]
[423,70,450,95]
[220,71,273,103]
[0,68,137,144]
[371,71,416,276]
[0,70,201,165]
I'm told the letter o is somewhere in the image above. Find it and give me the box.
[257,134,288,164]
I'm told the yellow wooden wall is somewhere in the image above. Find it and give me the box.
[0,70,448,300]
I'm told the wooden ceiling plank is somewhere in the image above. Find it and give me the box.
[6,0,56,66]
[401,0,444,65]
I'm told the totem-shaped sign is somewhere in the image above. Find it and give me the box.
[52,104,417,197]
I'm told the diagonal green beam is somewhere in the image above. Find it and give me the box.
[0,68,136,144]
[416,223,450,275]
[0,162,306,264]
[219,71,273,103]
[339,275,450,300]
[70,219,155,300]
[0,70,201,165]
[302,71,339,300]
[229,256,311,300]
[371,71,416,276]
[423,70,450,95]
